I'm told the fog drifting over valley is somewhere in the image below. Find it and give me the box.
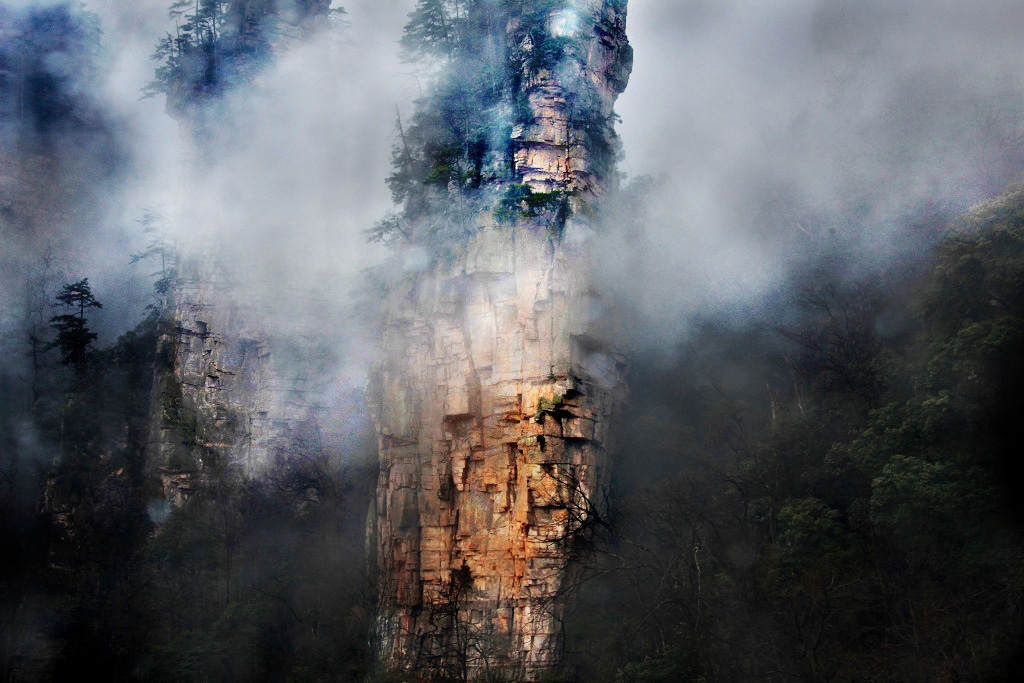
[610,0,1024,343]
[4,0,1024,374]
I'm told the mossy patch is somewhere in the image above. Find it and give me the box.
[495,184,571,235]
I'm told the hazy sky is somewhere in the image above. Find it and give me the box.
[5,0,1024,349]
[610,0,1024,335]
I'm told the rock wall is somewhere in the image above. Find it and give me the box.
[371,2,632,678]
[145,257,341,504]
[144,0,341,503]
[511,0,632,198]
[371,220,627,677]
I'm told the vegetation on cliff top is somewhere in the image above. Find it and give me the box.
[145,0,345,111]
[370,0,623,251]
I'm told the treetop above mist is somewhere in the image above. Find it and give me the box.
[371,0,632,254]
[145,0,345,114]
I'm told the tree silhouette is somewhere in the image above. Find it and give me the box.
[49,278,102,367]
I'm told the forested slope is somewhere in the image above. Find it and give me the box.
[567,183,1024,682]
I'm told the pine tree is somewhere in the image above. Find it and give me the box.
[399,0,456,63]
[130,209,177,310]
[145,0,344,109]
[49,278,102,368]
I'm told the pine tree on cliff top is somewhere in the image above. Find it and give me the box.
[145,0,344,111]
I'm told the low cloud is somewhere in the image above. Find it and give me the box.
[612,0,1024,344]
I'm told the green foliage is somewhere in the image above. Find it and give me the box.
[380,0,620,255]
[774,497,847,573]
[495,184,570,232]
[869,456,992,553]
[924,183,1024,332]
[565,182,1024,681]
[848,396,959,475]
[533,392,564,421]
[399,0,458,64]
[146,0,343,110]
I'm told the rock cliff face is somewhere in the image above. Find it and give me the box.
[144,0,340,503]
[146,260,277,501]
[146,258,343,504]
[371,2,632,678]
[511,1,633,199]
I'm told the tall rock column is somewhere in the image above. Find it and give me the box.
[371,1,632,678]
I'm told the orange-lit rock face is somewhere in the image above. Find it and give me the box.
[371,223,627,676]
[372,2,631,678]
[511,1,633,198]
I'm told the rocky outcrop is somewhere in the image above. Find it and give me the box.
[147,258,273,490]
[510,0,632,199]
[371,219,627,677]
[145,257,340,503]
[144,0,341,502]
[371,2,631,678]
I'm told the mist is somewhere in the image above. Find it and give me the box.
[4,0,1023,366]
[4,1,1024,678]
[2,0,421,413]
[608,0,1024,345]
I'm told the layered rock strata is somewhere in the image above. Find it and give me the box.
[371,2,632,678]
[511,0,632,199]
[371,222,628,676]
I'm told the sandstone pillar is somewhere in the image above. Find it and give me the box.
[371,2,632,678]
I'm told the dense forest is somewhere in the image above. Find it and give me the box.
[564,184,1024,681]
[2,0,1024,681]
